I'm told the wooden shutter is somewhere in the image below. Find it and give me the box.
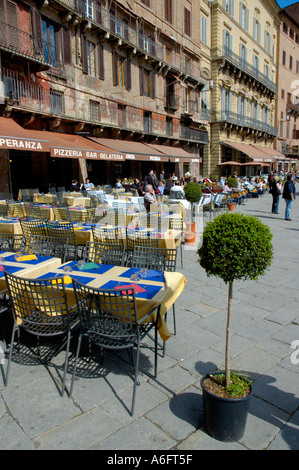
[98,43,104,80]
[95,0,102,24]
[81,34,88,74]
[112,52,118,85]
[125,58,131,90]
[62,28,72,65]
[150,71,155,99]
[31,7,43,55]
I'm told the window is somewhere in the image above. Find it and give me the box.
[282,50,286,66]
[140,67,155,98]
[112,53,131,89]
[90,100,100,122]
[184,8,191,37]
[240,2,249,31]
[282,22,288,34]
[223,29,232,50]
[264,64,269,78]
[86,40,96,77]
[296,60,299,74]
[166,116,173,136]
[290,29,294,40]
[42,19,58,67]
[143,111,152,133]
[165,0,173,24]
[251,101,258,121]
[253,54,259,71]
[221,87,232,119]
[85,0,94,19]
[81,36,104,79]
[290,55,293,70]
[141,0,150,6]
[50,90,64,115]
[253,17,261,43]
[264,30,271,53]
[281,89,285,99]
[201,16,207,44]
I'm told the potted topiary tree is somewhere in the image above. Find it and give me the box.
[184,182,202,232]
[197,212,273,441]
[226,176,238,211]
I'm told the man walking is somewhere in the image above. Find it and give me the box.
[282,173,296,221]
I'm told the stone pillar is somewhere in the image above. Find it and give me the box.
[0,149,12,195]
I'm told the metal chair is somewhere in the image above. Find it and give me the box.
[83,241,125,266]
[24,205,44,219]
[70,279,160,416]
[46,222,78,260]
[4,271,79,395]
[20,219,47,246]
[92,225,124,245]
[132,245,178,337]
[126,228,158,266]
[27,234,69,263]
[168,216,184,268]
[0,233,25,252]
[53,206,70,222]
[0,201,9,217]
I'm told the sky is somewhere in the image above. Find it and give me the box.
[276,0,298,7]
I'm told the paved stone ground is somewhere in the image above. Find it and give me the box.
[0,190,299,451]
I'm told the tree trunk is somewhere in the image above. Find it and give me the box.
[225,281,233,389]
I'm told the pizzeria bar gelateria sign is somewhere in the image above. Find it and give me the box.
[51,148,125,160]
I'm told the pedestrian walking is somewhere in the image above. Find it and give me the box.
[271,176,282,214]
[282,173,296,221]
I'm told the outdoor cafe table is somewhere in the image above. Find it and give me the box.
[0,218,23,236]
[0,251,62,293]
[33,194,58,205]
[34,261,186,341]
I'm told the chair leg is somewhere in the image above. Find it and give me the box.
[131,342,141,417]
[70,332,82,395]
[4,320,17,387]
[61,330,72,397]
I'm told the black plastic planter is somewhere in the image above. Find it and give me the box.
[201,373,253,442]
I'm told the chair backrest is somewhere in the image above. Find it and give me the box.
[0,232,24,252]
[126,228,158,251]
[131,246,177,272]
[47,222,76,245]
[92,225,124,245]
[28,234,69,263]
[58,186,66,192]
[20,219,47,244]
[0,201,9,216]
[24,205,43,219]
[48,187,57,194]
[5,271,74,333]
[72,279,139,336]
[53,206,70,221]
[84,241,125,266]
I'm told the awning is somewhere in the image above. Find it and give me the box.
[41,132,125,161]
[0,117,49,152]
[144,143,201,163]
[251,145,286,161]
[217,161,242,166]
[87,137,169,162]
[221,141,274,163]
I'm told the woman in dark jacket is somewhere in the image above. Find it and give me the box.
[282,173,296,221]
[163,175,174,195]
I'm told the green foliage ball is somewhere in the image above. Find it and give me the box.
[227,176,238,188]
[197,212,273,284]
[184,182,202,203]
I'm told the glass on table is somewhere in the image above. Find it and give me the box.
[138,268,149,279]
[130,273,140,282]
[14,251,24,262]
[62,264,73,273]
[76,260,86,271]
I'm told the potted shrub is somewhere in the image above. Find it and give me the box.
[184,182,202,233]
[197,212,273,441]
[226,176,238,211]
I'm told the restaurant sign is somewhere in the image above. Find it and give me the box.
[51,148,125,161]
[0,137,48,152]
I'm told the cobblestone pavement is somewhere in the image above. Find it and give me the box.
[0,191,299,450]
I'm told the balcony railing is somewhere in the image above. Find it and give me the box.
[0,21,53,68]
[222,46,277,94]
[287,102,299,113]
[180,125,209,143]
[220,109,278,136]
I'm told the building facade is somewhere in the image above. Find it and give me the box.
[0,0,210,197]
[206,0,282,178]
[277,2,299,170]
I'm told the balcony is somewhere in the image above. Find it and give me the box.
[220,109,278,136]
[180,125,209,143]
[287,101,299,114]
[220,46,277,94]
[0,21,53,70]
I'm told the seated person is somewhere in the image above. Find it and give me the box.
[115,178,123,189]
[130,178,141,193]
[71,179,82,192]
[84,178,94,190]
[157,180,165,195]
[144,184,157,212]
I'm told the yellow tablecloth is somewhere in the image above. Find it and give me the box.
[33,194,58,204]
[0,220,22,235]
[0,252,62,292]
[64,196,91,208]
[29,263,186,341]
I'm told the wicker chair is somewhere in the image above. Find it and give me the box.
[70,279,160,416]
[4,271,79,395]
[53,206,71,222]
[0,201,9,217]
[83,241,125,266]
[20,219,47,246]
